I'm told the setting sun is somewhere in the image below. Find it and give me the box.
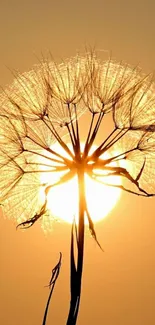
[40,143,122,224]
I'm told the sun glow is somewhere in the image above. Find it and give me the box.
[40,143,122,224]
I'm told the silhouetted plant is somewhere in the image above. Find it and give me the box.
[0,50,155,324]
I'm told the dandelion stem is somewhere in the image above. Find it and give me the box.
[67,169,85,325]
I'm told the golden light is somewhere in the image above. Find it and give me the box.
[40,143,122,224]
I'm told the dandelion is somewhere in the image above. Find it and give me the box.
[1,50,155,324]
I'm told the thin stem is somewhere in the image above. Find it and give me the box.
[89,128,128,161]
[24,149,66,165]
[42,117,75,160]
[42,116,65,144]
[74,103,81,158]
[67,169,85,325]
[66,123,76,152]
[90,147,137,170]
[87,127,117,161]
[99,128,128,155]
[25,166,69,174]
[100,147,137,165]
[84,111,104,158]
[26,135,72,165]
[75,170,85,319]
[68,103,77,146]
[74,104,79,140]
[83,113,95,155]
[42,253,62,325]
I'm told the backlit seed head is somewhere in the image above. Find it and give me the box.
[0,50,155,229]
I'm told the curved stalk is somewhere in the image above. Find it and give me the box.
[67,169,85,325]
[42,253,62,325]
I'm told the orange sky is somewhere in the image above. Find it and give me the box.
[0,1,155,324]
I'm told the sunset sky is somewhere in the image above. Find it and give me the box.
[0,1,155,325]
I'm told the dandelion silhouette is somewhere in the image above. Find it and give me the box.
[1,50,155,324]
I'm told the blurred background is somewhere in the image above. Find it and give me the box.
[0,1,155,324]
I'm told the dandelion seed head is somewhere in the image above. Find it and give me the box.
[0,50,155,228]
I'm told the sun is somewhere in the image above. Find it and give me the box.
[40,143,122,224]
[46,172,121,224]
